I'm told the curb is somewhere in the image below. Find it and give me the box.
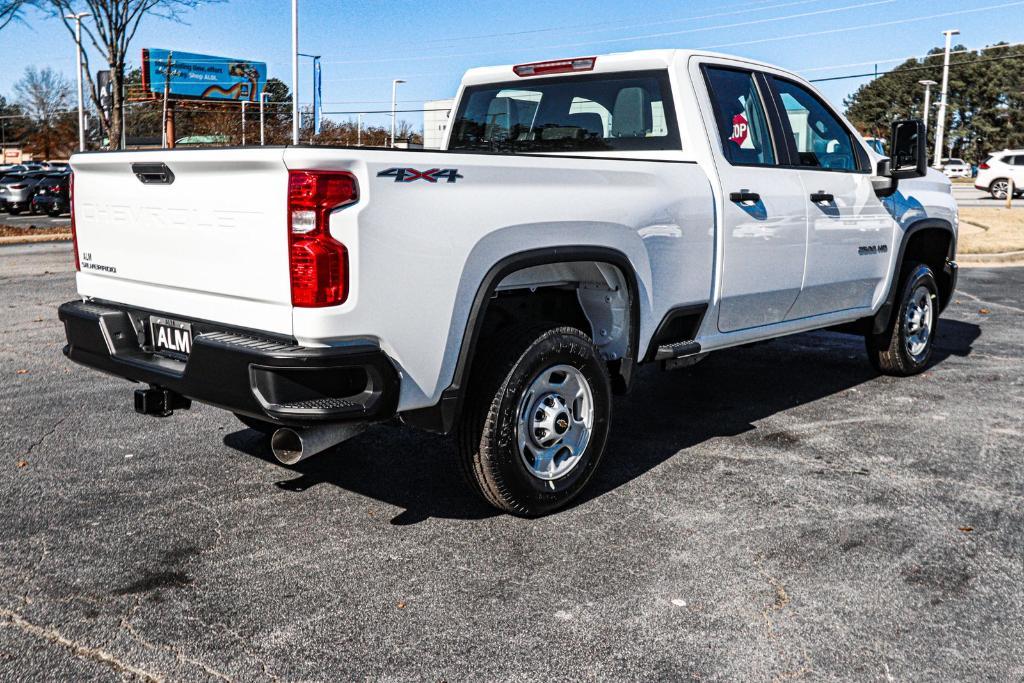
[0,234,72,245]
[958,250,1024,266]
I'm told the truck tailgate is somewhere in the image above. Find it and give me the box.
[70,149,293,335]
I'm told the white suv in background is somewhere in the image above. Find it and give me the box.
[976,150,1024,199]
[941,158,971,178]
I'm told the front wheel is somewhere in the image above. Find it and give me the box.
[457,325,612,516]
[866,262,939,376]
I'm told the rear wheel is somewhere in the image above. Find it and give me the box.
[457,325,612,516]
[990,179,1011,200]
[866,262,939,376]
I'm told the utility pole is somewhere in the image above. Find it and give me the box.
[241,100,248,146]
[260,91,268,146]
[161,52,174,149]
[65,12,90,152]
[390,79,405,148]
[918,79,937,130]
[357,112,363,146]
[933,28,959,168]
[291,0,299,144]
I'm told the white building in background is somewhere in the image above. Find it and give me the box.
[423,99,455,149]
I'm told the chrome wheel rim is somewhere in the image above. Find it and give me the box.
[992,181,1009,199]
[904,285,934,359]
[516,364,594,481]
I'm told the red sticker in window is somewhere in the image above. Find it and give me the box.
[729,113,749,147]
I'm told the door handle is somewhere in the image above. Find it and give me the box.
[729,191,761,204]
[810,191,835,203]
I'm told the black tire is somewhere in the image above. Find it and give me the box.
[234,413,277,435]
[8,207,20,216]
[866,262,940,376]
[456,325,612,516]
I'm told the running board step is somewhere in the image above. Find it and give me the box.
[654,340,702,361]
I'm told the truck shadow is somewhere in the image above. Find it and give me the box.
[224,320,980,524]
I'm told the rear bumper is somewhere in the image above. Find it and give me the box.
[58,300,400,426]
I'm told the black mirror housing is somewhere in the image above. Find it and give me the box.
[889,119,928,179]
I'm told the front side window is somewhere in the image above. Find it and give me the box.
[773,78,860,172]
[448,71,678,153]
[703,67,776,167]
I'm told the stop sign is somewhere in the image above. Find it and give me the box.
[729,113,749,147]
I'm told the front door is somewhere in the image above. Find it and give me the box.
[766,76,896,319]
[698,64,808,333]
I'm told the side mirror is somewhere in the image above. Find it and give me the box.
[889,119,928,179]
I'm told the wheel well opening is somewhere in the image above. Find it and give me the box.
[480,261,634,388]
[903,228,954,305]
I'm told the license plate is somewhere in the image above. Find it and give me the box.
[150,316,193,356]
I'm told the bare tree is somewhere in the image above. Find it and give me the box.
[1,0,216,149]
[14,65,75,158]
[0,0,29,30]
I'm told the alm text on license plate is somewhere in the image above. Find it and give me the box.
[150,316,193,356]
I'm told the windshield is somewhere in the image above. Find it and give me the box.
[449,70,679,154]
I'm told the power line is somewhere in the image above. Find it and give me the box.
[700,0,1024,50]
[319,0,898,65]
[809,52,1024,83]
[796,40,1024,74]
[348,0,830,48]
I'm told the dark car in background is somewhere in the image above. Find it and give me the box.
[30,172,71,216]
[0,171,48,214]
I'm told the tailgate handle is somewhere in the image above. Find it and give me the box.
[132,162,175,185]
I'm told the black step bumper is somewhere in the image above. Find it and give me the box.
[58,300,400,426]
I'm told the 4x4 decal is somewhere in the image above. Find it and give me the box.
[377,167,463,183]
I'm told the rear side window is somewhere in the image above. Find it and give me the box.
[703,67,776,166]
[448,70,679,153]
[773,78,861,172]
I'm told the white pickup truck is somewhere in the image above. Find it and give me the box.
[60,50,958,516]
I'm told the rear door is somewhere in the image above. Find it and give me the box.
[697,63,808,332]
[764,76,896,318]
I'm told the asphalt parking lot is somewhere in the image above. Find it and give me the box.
[1,243,1022,681]
[0,212,71,228]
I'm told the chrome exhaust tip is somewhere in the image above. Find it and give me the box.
[270,423,366,465]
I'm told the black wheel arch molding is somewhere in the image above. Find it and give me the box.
[872,217,958,335]
[400,246,643,434]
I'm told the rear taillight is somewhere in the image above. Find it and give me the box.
[979,162,990,170]
[513,57,596,77]
[10,184,26,190]
[288,170,358,307]
[70,172,79,271]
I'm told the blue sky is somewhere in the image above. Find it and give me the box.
[2,0,1023,129]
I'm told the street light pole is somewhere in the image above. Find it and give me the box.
[390,79,405,148]
[933,28,959,168]
[291,0,299,144]
[357,112,363,146]
[65,12,90,152]
[241,100,248,146]
[918,79,937,130]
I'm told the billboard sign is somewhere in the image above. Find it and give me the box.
[142,48,267,101]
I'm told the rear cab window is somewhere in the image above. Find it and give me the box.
[702,66,777,167]
[448,70,680,153]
